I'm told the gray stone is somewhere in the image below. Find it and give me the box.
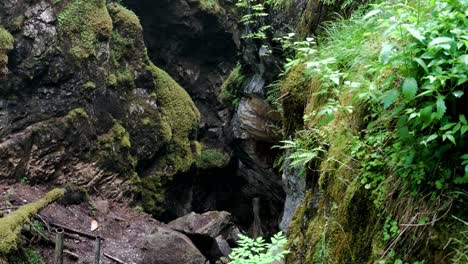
[141,226,207,264]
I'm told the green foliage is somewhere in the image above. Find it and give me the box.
[383,216,399,242]
[235,0,271,40]
[279,0,467,262]
[283,0,467,194]
[275,129,326,175]
[57,0,113,60]
[229,232,289,264]
[196,148,230,170]
[9,247,46,264]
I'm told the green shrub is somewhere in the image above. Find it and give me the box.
[229,232,289,264]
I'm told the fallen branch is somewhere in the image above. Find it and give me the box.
[44,221,101,240]
[0,188,65,256]
[64,250,79,260]
[104,253,126,264]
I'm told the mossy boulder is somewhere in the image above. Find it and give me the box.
[146,63,200,175]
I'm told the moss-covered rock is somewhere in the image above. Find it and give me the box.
[0,188,64,256]
[146,63,200,175]
[196,147,230,170]
[97,121,136,174]
[107,3,142,36]
[0,26,14,76]
[65,107,89,124]
[57,0,113,60]
[219,63,246,108]
[134,63,200,215]
[196,0,223,14]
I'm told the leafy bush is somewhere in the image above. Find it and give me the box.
[229,232,289,264]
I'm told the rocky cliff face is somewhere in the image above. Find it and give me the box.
[122,0,239,148]
[0,0,200,214]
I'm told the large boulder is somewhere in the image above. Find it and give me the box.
[141,226,207,264]
[168,211,241,261]
[168,211,232,238]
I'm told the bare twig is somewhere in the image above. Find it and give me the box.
[104,253,126,264]
[64,250,79,260]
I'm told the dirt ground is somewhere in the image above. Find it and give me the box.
[0,183,162,264]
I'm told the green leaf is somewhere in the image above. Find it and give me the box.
[363,9,381,20]
[435,95,446,120]
[461,125,468,135]
[428,37,454,49]
[402,77,418,100]
[440,123,455,130]
[414,58,429,73]
[380,42,396,64]
[460,115,467,125]
[420,105,433,125]
[443,134,456,145]
[407,27,425,41]
[381,89,400,109]
[452,90,464,98]
[459,54,468,65]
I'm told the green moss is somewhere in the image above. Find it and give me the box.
[219,64,246,108]
[0,189,64,255]
[140,176,167,214]
[82,81,96,90]
[107,3,142,36]
[57,0,113,60]
[107,73,117,87]
[135,64,199,215]
[145,63,200,175]
[196,0,223,14]
[196,148,230,170]
[0,27,14,51]
[108,3,143,67]
[65,107,89,124]
[110,31,132,67]
[142,117,153,126]
[97,121,135,174]
[0,26,14,75]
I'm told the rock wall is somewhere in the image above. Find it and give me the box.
[0,0,200,215]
